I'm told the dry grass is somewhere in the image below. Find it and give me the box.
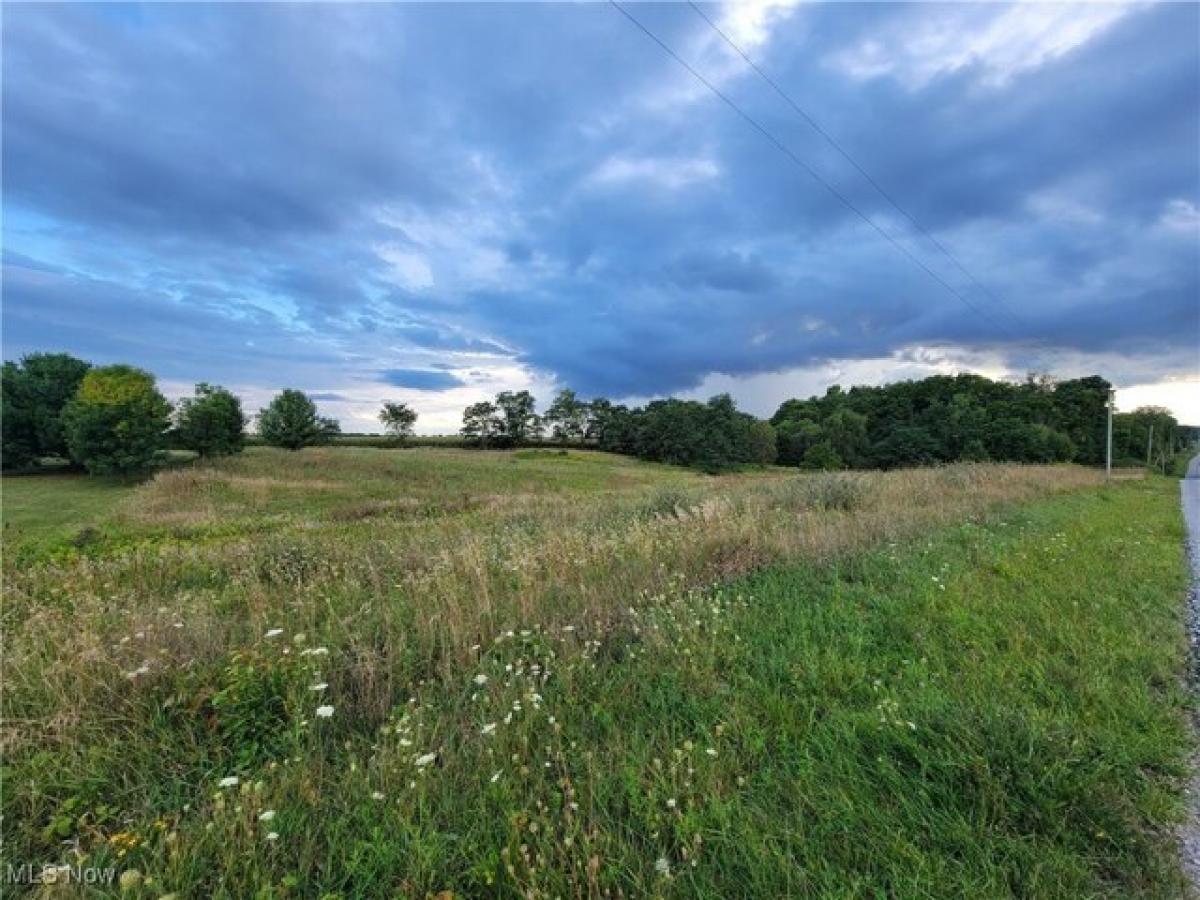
[3,454,1100,744]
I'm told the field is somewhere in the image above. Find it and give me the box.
[1,448,1192,897]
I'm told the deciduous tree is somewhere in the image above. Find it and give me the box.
[1,352,91,469]
[461,401,501,448]
[176,383,246,457]
[62,365,171,474]
[258,389,339,450]
[379,401,418,445]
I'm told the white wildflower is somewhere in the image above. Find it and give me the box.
[371,791,385,800]
[264,628,283,639]
[666,798,677,809]
[315,705,334,718]
[481,722,497,736]
[309,683,328,692]
[218,776,239,788]
[473,673,488,686]
[655,857,670,876]
[258,810,276,822]
[414,752,437,768]
[265,831,279,842]
[490,771,502,783]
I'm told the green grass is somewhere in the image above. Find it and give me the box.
[0,473,138,555]
[0,446,708,563]
[1,455,1189,897]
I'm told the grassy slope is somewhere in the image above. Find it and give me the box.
[1,456,1189,897]
[0,447,706,562]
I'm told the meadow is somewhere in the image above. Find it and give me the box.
[1,448,1192,897]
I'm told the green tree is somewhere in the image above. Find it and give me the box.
[1,362,38,470]
[62,365,171,474]
[1051,376,1110,465]
[2,352,91,468]
[873,426,941,469]
[176,383,246,457]
[775,418,822,466]
[543,389,589,443]
[746,419,778,466]
[379,401,418,445]
[494,390,541,446]
[258,389,339,450]
[824,409,869,467]
[589,399,637,453]
[461,401,501,447]
[801,442,842,471]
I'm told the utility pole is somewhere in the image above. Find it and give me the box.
[1106,389,1114,480]
[1146,423,1154,468]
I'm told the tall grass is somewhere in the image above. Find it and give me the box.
[8,449,1174,897]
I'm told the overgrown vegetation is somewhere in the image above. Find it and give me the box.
[6,448,1190,895]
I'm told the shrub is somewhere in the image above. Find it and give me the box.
[801,442,843,471]
[793,472,868,511]
[641,485,697,519]
[176,383,246,457]
[62,365,171,475]
[258,389,340,450]
[209,652,299,769]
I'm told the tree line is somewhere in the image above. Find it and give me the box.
[769,372,1190,471]
[460,388,777,471]
[3,351,1191,476]
[0,352,421,474]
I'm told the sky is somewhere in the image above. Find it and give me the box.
[3,1,1198,432]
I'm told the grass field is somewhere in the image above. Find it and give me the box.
[1,448,1191,897]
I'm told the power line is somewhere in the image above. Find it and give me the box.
[608,0,1017,339]
[686,0,1026,332]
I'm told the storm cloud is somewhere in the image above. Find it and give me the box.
[3,2,1197,429]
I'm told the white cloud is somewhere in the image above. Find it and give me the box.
[374,205,530,292]
[829,2,1135,89]
[587,154,720,191]
[1117,376,1200,423]
[625,0,806,115]
[374,244,434,291]
[717,0,805,52]
[672,345,1013,416]
[650,344,1199,425]
[1159,198,1200,234]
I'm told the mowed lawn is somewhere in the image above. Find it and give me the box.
[1,450,1192,897]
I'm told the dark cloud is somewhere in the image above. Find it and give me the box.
[2,1,1197,415]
